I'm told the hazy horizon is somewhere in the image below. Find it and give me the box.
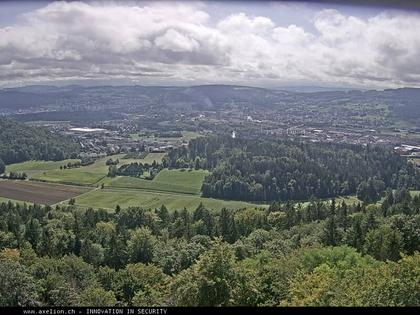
[0,81,382,92]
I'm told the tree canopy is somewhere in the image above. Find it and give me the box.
[0,187,419,306]
[0,118,80,164]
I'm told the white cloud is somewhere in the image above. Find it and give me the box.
[155,29,200,52]
[217,13,275,34]
[1,1,420,87]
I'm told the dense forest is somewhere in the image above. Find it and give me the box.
[165,136,420,202]
[0,118,80,166]
[0,188,419,306]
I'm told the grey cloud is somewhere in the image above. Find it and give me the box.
[1,2,420,87]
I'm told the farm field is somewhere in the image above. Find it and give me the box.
[31,157,109,185]
[107,169,208,194]
[6,159,80,176]
[72,187,267,212]
[32,168,106,186]
[30,153,163,186]
[0,180,91,205]
[155,169,207,190]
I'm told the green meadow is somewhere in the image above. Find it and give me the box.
[4,155,248,211]
[6,159,80,176]
[6,154,392,212]
[106,169,208,195]
[72,187,266,212]
[31,157,110,185]
[26,153,165,186]
[74,168,242,211]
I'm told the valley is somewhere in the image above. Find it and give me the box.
[0,85,419,309]
[2,0,420,308]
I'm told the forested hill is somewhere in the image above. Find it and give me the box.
[165,136,420,202]
[0,118,80,165]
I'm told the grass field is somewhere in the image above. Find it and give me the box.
[3,155,371,212]
[10,153,166,186]
[118,152,166,164]
[62,167,256,211]
[31,156,110,185]
[107,169,208,194]
[72,187,266,212]
[29,153,165,186]
[6,159,80,176]
[0,180,91,205]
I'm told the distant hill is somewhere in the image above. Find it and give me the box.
[274,85,366,92]
[1,84,419,124]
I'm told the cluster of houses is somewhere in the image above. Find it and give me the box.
[394,144,420,156]
[63,126,176,157]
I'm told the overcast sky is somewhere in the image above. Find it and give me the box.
[1,1,420,88]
